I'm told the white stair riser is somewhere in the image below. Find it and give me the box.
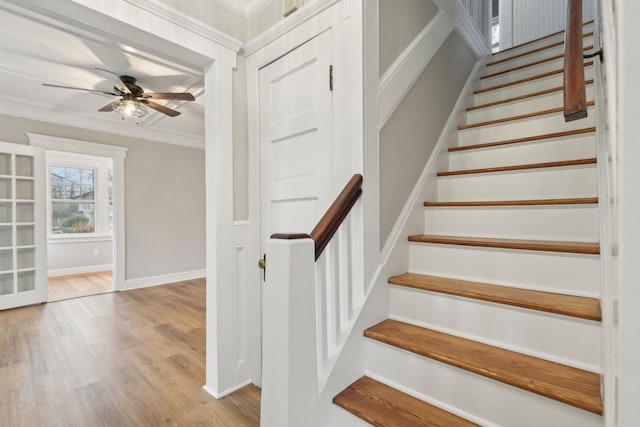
[467,85,595,123]
[449,134,596,169]
[491,24,594,61]
[458,107,596,146]
[481,57,566,90]
[474,66,595,105]
[424,205,599,241]
[334,408,372,427]
[408,243,600,296]
[437,166,598,201]
[365,343,604,427]
[389,287,602,369]
[487,36,594,74]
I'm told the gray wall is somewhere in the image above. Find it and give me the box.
[379,0,439,76]
[0,115,206,280]
[379,33,475,244]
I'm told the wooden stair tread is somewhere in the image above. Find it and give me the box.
[449,127,596,152]
[365,320,603,415]
[389,273,601,321]
[475,59,593,94]
[487,33,593,67]
[424,197,598,207]
[494,20,593,55]
[437,158,596,177]
[468,80,594,111]
[459,101,595,130]
[333,376,479,427]
[408,235,600,254]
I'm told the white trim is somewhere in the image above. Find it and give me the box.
[121,0,243,52]
[26,133,127,291]
[203,379,252,399]
[204,61,239,398]
[381,60,484,262]
[48,264,113,278]
[455,0,491,59]
[243,0,341,57]
[48,235,113,244]
[124,269,206,290]
[213,0,273,18]
[27,134,128,159]
[377,10,455,129]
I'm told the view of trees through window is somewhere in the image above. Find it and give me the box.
[50,166,95,234]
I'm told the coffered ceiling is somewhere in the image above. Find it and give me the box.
[0,1,209,148]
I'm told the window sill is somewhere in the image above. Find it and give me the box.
[47,234,113,244]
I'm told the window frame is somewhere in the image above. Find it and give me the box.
[46,151,113,239]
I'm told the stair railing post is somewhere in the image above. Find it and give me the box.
[260,236,319,427]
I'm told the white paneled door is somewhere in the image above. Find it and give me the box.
[259,30,334,255]
[0,142,46,310]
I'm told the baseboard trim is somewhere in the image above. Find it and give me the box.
[48,264,113,278]
[124,269,206,290]
[203,379,252,399]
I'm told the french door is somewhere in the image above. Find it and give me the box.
[0,142,47,310]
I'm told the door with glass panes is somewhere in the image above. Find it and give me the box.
[0,142,46,310]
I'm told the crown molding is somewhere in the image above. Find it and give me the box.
[123,0,243,52]
[212,0,273,17]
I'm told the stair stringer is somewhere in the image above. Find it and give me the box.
[316,59,488,427]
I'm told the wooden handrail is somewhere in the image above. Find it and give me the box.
[564,0,588,121]
[310,174,363,260]
[272,174,363,261]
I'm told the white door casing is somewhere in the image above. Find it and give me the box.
[259,30,334,252]
[0,141,47,310]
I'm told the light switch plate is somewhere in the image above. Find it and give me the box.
[283,0,298,17]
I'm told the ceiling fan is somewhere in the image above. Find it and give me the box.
[43,67,196,120]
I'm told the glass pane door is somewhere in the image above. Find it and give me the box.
[0,142,46,310]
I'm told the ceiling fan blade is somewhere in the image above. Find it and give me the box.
[98,102,116,112]
[42,83,117,96]
[140,99,181,117]
[94,67,131,94]
[142,93,196,101]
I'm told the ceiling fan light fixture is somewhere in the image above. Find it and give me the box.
[112,99,147,119]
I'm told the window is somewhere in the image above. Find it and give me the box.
[50,166,95,234]
[46,151,113,237]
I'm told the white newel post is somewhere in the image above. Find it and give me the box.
[261,237,319,427]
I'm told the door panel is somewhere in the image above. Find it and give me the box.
[0,142,46,310]
[259,30,334,251]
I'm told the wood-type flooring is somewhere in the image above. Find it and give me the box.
[48,271,114,302]
[0,278,261,426]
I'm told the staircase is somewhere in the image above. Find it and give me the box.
[334,23,604,426]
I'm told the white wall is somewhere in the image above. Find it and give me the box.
[48,238,113,277]
[499,0,595,49]
[615,0,640,425]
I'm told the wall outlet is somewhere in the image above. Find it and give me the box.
[93,248,99,256]
[283,0,298,17]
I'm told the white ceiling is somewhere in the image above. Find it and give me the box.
[0,2,207,148]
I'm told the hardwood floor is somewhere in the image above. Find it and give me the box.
[0,279,261,426]
[48,271,114,302]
